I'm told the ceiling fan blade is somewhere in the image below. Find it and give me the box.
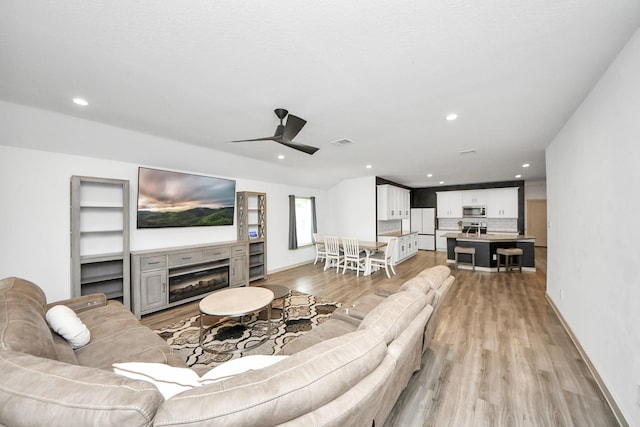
[230,136,277,143]
[276,140,319,155]
[282,114,306,142]
[273,124,285,139]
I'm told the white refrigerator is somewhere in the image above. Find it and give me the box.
[410,208,436,250]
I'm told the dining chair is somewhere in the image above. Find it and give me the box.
[368,237,397,279]
[323,236,343,273]
[341,237,366,276]
[312,233,326,265]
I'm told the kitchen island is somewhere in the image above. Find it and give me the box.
[443,233,536,272]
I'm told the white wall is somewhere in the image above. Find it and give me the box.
[325,176,377,241]
[0,113,326,302]
[524,180,547,200]
[546,28,640,425]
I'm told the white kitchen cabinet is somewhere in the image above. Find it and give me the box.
[461,189,487,206]
[436,191,463,218]
[435,229,452,251]
[377,185,410,220]
[486,187,518,218]
[377,233,417,264]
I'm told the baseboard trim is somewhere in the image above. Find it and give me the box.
[545,293,628,427]
[267,259,316,275]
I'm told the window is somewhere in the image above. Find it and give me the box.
[294,197,313,246]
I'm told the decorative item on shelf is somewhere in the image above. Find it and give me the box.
[458,220,463,230]
[249,231,258,238]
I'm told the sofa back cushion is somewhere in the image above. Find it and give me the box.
[418,265,451,290]
[0,277,57,360]
[0,350,163,427]
[398,276,431,294]
[357,291,428,344]
[154,330,387,426]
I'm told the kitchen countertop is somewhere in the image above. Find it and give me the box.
[378,231,418,238]
[443,233,535,242]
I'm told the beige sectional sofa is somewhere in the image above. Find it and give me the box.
[0,266,454,427]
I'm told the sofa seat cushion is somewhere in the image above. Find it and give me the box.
[154,330,387,426]
[0,350,163,427]
[331,294,385,326]
[75,301,185,369]
[277,318,357,355]
[0,277,58,360]
[358,291,428,344]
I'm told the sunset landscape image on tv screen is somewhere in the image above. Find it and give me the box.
[137,167,236,228]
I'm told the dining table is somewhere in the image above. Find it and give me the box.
[356,240,388,276]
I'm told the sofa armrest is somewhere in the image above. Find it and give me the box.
[0,350,163,427]
[46,293,107,314]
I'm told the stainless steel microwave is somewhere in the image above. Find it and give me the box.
[462,206,486,218]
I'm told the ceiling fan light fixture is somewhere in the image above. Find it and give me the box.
[330,138,353,146]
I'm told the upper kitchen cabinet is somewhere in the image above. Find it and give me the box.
[436,191,463,218]
[461,189,487,206]
[486,187,518,218]
[377,184,410,220]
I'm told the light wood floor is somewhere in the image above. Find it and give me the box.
[141,249,618,427]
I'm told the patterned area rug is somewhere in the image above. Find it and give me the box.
[154,291,340,369]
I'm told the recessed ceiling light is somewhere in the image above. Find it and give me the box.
[446,113,458,121]
[439,181,445,185]
[365,164,372,169]
[72,98,88,106]
[427,173,433,178]
[522,163,530,168]
[277,155,285,160]
[515,174,522,178]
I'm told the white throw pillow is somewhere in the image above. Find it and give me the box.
[113,355,289,399]
[199,355,289,384]
[45,305,91,349]
[113,362,201,399]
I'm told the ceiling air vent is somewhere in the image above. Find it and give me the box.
[330,138,353,146]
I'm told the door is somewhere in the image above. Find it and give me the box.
[410,209,422,233]
[230,255,247,286]
[140,270,167,312]
[422,208,435,234]
[418,234,435,250]
[527,199,547,247]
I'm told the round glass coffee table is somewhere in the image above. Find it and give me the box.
[254,284,291,327]
[199,287,274,354]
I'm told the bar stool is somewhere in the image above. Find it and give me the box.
[496,248,523,272]
[454,246,476,270]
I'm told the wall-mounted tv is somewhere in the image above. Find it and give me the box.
[137,167,236,228]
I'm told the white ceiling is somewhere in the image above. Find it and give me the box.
[1,1,639,189]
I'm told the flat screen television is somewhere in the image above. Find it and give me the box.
[137,167,236,228]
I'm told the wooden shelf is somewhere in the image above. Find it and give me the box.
[237,192,267,282]
[71,176,130,309]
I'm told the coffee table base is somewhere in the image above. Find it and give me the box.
[198,287,274,355]
[199,306,272,355]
